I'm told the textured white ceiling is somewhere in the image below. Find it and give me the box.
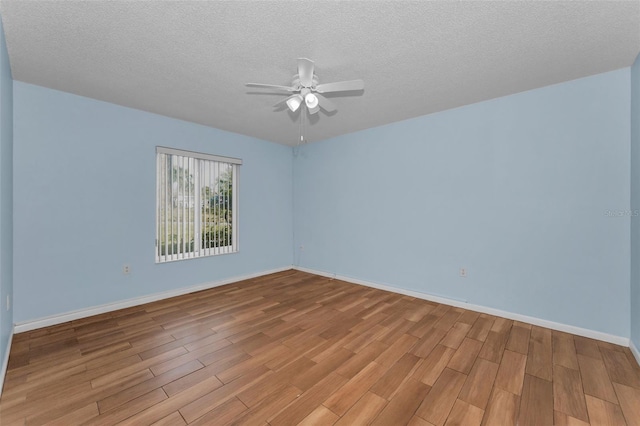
[1,1,639,146]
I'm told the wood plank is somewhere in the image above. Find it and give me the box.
[215,344,290,384]
[370,352,421,400]
[467,315,494,342]
[335,340,388,378]
[513,321,532,330]
[448,338,483,374]
[291,348,354,391]
[85,388,168,426]
[377,318,415,346]
[573,336,603,360]
[598,340,628,354]
[305,331,353,363]
[478,331,509,364]
[602,348,640,388]
[269,373,347,425]
[333,392,388,426]
[91,346,188,388]
[584,394,628,426]
[554,411,591,426]
[401,301,434,323]
[413,344,456,386]
[411,327,449,358]
[481,387,519,426]
[457,311,480,326]
[370,379,431,426]
[614,382,640,426]
[490,317,512,334]
[505,325,530,355]
[375,333,418,367]
[162,361,230,398]
[98,359,204,412]
[526,327,552,381]
[342,325,386,353]
[409,314,441,339]
[444,399,484,426]
[231,385,301,426]
[440,322,472,350]
[21,371,156,425]
[458,358,499,409]
[43,402,99,425]
[323,361,386,416]
[433,309,463,331]
[553,364,589,423]
[625,348,640,372]
[150,412,187,426]
[415,368,467,426]
[298,405,340,426]
[409,416,437,426]
[552,332,579,370]
[577,354,618,404]
[494,350,527,395]
[263,343,319,372]
[518,374,553,426]
[188,397,248,426]
[159,366,270,425]
[235,358,314,408]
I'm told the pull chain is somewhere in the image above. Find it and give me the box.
[298,107,305,146]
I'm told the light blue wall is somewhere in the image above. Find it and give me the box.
[0,15,13,372]
[294,69,631,337]
[13,82,293,323]
[631,53,640,349]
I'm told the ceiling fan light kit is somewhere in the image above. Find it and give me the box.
[304,93,318,109]
[286,94,303,112]
[246,58,364,142]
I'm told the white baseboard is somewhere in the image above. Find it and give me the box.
[0,327,14,397]
[631,339,640,366]
[12,264,635,353]
[294,266,629,347]
[14,266,292,334]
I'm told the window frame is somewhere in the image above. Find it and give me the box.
[155,146,241,263]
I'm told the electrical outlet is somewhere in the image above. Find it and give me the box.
[299,245,304,251]
[123,264,131,275]
[460,268,467,278]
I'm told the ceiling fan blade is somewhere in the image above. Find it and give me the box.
[246,83,295,91]
[297,58,315,87]
[315,79,364,93]
[315,93,337,112]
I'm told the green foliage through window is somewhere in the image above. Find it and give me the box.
[156,148,240,262]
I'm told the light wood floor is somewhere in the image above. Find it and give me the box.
[1,270,640,425]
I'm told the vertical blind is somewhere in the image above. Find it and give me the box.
[155,147,241,263]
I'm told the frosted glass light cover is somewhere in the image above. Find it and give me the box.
[305,93,318,109]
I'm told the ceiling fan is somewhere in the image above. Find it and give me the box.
[246,58,364,115]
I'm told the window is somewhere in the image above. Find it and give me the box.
[156,147,241,263]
